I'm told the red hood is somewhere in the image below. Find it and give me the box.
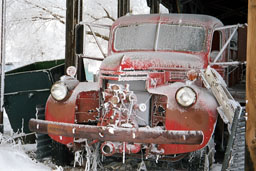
[100,52,204,71]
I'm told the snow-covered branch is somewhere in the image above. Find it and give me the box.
[86,31,109,41]
[85,2,116,23]
[23,0,65,24]
[101,6,115,22]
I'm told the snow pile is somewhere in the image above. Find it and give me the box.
[0,134,50,171]
[0,112,53,170]
[212,163,222,171]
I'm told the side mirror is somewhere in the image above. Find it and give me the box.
[75,24,84,55]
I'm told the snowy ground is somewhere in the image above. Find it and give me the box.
[0,112,49,171]
[0,144,50,171]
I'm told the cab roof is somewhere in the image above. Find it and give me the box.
[112,13,223,29]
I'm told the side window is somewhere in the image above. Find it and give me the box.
[210,31,222,62]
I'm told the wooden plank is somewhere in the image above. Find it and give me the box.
[118,0,130,18]
[0,0,6,133]
[150,0,160,14]
[65,0,83,70]
[65,0,75,70]
[246,0,256,170]
[238,26,247,62]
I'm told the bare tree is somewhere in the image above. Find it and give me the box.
[5,0,117,64]
[6,0,66,63]
[23,0,65,24]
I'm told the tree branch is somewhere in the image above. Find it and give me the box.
[102,7,115,22]
[86,31,109,41]
[23,0,65,24]
[84,2,116,23]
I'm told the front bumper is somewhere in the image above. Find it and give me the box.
[29,119,203,145]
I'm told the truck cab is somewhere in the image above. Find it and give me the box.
[30,13,229,169]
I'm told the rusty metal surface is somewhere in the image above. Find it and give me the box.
[29,119,203,145]
[75,91,99,123]
[46,82,99,144]
[151,95,167,127]
[148,82,218,154]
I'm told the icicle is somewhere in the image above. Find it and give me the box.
[54,166,63,171]
[92,143,101,171]
[156,155,160,164]
[138,160,147,171]
[85,140,91,171]
[84,140,102,171]
[132,132,136,139]
[73,150,83,167]
[21,118,24,134]
[122,142,125,164]
[35,108,39,120]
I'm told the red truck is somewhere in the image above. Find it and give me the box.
[30,13,240,170]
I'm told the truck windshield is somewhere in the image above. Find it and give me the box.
[114,23,205,52]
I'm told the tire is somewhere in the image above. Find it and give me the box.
[35,105,52,160]
[226,109,246,171]
[51,140,74,166]
[35,105,74,166]
[188,138,215,171]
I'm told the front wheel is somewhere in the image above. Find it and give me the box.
[188,138,215,171]
[51,140,74,166]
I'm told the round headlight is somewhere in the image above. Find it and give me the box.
[175,86,197,107]
[51,82,68,101]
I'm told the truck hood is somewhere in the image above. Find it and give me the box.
[100,52,204,71]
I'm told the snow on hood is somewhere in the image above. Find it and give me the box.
[100,52,204,71]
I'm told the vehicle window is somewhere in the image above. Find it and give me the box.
[210,31,222,61]
[114,23,205,52]
[211,31,221,51]
[158,24,205,52]
[114,24,156,51]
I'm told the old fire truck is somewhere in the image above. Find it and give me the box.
[29,13,245,170]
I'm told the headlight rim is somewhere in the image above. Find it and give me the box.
[175,86,197,108]
[50,81,69,102]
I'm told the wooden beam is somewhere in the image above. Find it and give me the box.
[150,0,160,14]
[0,0,6,133]
[246,0,256,170]
[65,0,83,70]
[118,0,130,18]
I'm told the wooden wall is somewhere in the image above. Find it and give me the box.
[246,0,256,170]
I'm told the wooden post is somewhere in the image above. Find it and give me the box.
[246,0,256,170]
[0,0,6,133]
[118,0,130,18]
[147,0,160,14]
[65,0,83,71]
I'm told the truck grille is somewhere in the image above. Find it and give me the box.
[170,71,187,81]
[107,80,150,126]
